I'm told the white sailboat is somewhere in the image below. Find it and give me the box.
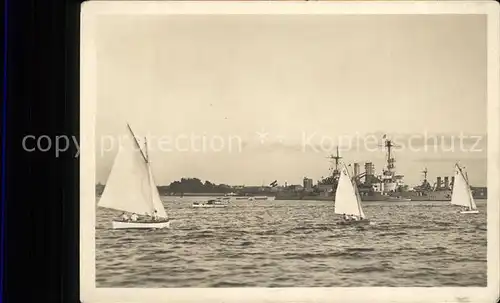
[98,123,171,229]
[451,163,479,214]
[334,163,370,225]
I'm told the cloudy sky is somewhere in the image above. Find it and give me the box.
[94,14,487,187]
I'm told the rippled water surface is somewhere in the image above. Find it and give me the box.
[96,198,487,287]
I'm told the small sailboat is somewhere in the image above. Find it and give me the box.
[192,199,228,208]
[451,164,479,214]
[334,163,370,225]
[97,123,171,229]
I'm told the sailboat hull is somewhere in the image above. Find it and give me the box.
[112,220,171,229]
[337,219,371,226]
[459,210,479,214]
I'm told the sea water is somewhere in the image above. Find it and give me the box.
[96,198,487,287]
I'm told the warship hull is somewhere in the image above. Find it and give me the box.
[275,190,456,202]
[396,190,452,201]
[274,192,395,202]
[274,193,332,201]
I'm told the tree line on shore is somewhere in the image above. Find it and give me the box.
[163,178,232,194]
[96,178,233,195]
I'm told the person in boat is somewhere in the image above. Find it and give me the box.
[152,210,158,221]
[342,213,347,221]
[120,212,129,222]
[130,213,138,222]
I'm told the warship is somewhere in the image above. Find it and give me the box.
[275,136,487,201]
[398,168,487,201]
[396,168,452,201]
[275,138,404,201]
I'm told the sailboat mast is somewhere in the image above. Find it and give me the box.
[144,136,156,212]
[144,136,149,162]
[126,123,148,163]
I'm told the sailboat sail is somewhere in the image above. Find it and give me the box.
[98,125,167,217]
[353,174,366,218]
[467,182,477,210]
[334,164,365,217]
[148,164,168,218]
[451,164,477,210]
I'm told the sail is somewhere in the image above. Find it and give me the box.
[334,164,365,217]
[353,175,366,218]
[148,164,168,218]
[142,134,168,218]
[467,182,477,210]
[98,125,161,215]
[451,164,476,209]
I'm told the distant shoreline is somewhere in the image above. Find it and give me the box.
[167,193,230,197]
[95,191,272,197]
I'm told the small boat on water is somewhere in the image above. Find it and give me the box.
[334,163,370,225]
[247,196,275,201]
[98,123,171,229]
[387,196,412,202]
[231,196,275,201]
[192,199,228,208]
[451,163,479,214]
[253,196,269,200]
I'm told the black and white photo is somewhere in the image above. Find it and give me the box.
[80,2,500,302]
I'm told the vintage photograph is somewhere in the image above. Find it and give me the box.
[80,1,499,302]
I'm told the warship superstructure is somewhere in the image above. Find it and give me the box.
[354,138,404,201]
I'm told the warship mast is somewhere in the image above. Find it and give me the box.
[422,167,428,182]
[381,137,395,182]
[320,146,343,190]
[327,146,342,180]
[385,139,395,174]
[381,135,403,193]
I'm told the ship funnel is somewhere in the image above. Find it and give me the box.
[451,176,455,187]
[437,177,442,189]
[365,162,374,176]
[354,163,360,177]
[444,176,449,189]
